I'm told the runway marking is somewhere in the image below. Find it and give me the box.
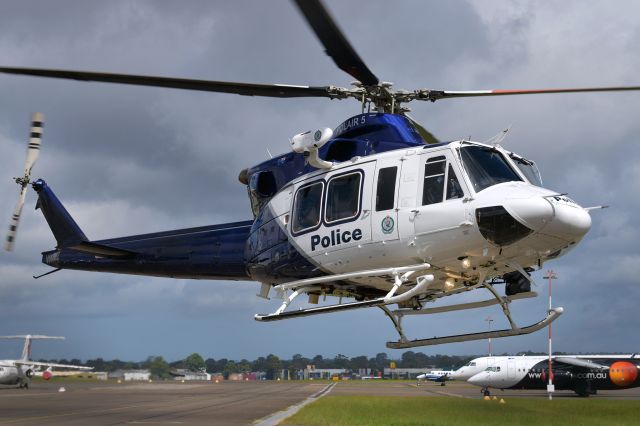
[253,383,335,426]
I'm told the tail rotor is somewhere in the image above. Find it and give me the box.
[4,112,44,251]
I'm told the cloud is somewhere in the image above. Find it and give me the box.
[0,0,639,361]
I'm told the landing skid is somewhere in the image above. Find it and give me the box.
[386,307,563,348]
[254,264,563,348]
[254,263,431,322]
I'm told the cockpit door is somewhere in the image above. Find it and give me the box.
[413,152,469,248]
[371,158,401,242]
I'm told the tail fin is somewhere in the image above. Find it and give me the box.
[32,179,135,258]
[0,335,64,361]
[32,179,87,248]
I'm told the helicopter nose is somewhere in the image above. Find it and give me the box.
[542,198,591,241]
[504,195,591,242]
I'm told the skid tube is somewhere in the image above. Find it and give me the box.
[386,307,564,348]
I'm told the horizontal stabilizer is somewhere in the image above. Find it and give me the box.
[67,241,136,258]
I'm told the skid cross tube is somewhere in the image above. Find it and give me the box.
[255,264,431,322]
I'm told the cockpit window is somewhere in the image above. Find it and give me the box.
[460,145,522,192]
[446,165,464,200]
[325,171,362,223]
[510,154,543,186]
[292,181,324,234]
[467,362,476,367]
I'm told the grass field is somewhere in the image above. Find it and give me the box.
[282,395,640,426]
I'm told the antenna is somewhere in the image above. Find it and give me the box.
[483,125,512,146]
[484,316,494,356]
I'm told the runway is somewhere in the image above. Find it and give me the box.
[0,381,326,425]
[0,379,638,425]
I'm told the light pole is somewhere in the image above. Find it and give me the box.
[485,316,494,356]
[543,270,557,400]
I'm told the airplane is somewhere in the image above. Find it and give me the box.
[416,370,456,385]
[0,335,92,389]
[2,0,639,349]
[454,354,639,397]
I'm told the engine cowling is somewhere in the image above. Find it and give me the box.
[42,370,53,380]
[25,369,34,378]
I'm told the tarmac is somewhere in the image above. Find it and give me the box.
[0,379,638,425]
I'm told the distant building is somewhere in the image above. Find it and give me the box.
[303,368,347,380]
[383,367,437,379]
[171,369,211,381]
[109,369,151,381]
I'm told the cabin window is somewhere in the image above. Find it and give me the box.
[325,171,362,223]
[376,166,397,211]
[446,165,464,200]
[460,145,522,192]
[292,181,324,233]
[422,156,446,205]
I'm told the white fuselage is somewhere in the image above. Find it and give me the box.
[417,370,456,380]
[261,140,591,295]
[460,355,636,389]
[0,361,27,385]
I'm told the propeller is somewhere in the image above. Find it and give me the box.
[4,112,44,251]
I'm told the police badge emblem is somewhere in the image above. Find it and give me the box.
[381,215,394,234]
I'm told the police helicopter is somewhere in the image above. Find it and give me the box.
[3,0,639,349]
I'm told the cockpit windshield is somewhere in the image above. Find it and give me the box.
[459,145,522,192]
[509,154,543,186]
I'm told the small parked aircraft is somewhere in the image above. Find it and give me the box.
[0,335,91,389]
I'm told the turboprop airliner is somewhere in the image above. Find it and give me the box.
[416,370,456,384]
[454,354,639,397]
[0,335,91,389]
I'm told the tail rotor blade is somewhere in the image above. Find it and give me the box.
[4,185,27,251]
[24,112,43,176]
[4,112,44,251]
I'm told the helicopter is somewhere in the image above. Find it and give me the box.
[2,0,639,349]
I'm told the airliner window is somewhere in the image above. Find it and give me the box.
[376,166,397,211]
[422,156,446,205]
[326,172,362,223]
[446,165,464,200]
[460,145,522,192]
[292,182,323,233]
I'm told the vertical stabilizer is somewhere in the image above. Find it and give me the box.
[0,335,65,361]
[32,180,88,248]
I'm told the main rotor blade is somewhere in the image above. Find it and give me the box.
[293,0,379,86]
[420,85,640,102]
[0,67,337,98]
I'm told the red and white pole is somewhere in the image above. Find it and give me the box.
[544,270,557,400]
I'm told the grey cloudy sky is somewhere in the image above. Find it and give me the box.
[0,0,639,362]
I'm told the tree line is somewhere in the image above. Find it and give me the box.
[38,350,602,379]
[39,351,478,379]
